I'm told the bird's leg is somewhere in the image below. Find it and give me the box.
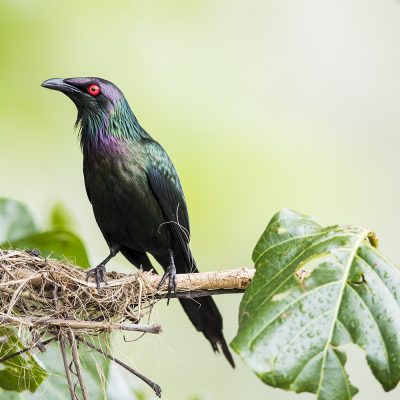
[86,245,120,289]
[158,250,177,305]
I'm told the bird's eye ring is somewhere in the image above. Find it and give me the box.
[87,84,101,96]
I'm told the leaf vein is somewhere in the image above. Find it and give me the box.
[315,230,368,398]
[346,283,391,379]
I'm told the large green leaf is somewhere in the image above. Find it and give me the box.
[231,209,400,400]
[0,328,47,393]
[0,198,89,268]
[0,199,38,243]
[9,230,90,268]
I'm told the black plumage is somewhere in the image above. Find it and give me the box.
[41,77,235,367]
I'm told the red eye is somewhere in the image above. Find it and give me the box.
[87,84,101,96]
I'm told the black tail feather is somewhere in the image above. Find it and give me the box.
[179,296,235,368]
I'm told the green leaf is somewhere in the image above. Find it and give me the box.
[9,230,90,268]
[48,202,75,231]
[231,209,400,399]
[0,328,47,393]
[0,199,38,243]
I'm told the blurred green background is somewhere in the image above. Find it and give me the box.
[1,0,400,399]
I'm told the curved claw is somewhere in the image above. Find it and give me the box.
[158,264,177,305]
[86,264,107,290]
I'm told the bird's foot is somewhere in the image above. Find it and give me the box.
[158,264,177,305]
[86,264,107,290]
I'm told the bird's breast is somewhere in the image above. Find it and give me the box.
[83,147,169,251]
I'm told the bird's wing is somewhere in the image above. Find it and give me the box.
[82,161,92,203]
[146,141,194,270]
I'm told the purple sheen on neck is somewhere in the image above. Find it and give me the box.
[81,127,128,158]
[97,133,127,155]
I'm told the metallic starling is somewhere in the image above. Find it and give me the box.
[41,77,235,367]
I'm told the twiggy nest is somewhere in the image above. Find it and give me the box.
[0,250,159,336]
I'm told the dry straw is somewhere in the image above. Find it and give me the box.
[0,250,161,335]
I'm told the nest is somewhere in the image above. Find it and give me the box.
[0,250,160,337]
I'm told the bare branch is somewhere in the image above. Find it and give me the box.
[69,330,90,400]
[150,267,254,292]
[0,315,162,334]
[59,333,78,400]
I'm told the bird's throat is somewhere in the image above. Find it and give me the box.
[78,101,143,157]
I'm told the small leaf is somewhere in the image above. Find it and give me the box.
[9,230,90,268]
[0,328,47,393]
[0,199,38,243]
[231,209,400,399]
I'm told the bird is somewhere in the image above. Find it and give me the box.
[41,77,235,367]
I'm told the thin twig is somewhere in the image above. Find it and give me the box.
[0,285,49,305]
[59,333,78,400]
[0,263,16,280]
[78,337,161,398]
[0,337,55,363]
[30,330,46,352]
[53,283,59,310]
[55,282,78,400]
[0,315,162,333]
[69,330,90,400]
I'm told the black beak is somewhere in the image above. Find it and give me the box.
[41,78,81,94]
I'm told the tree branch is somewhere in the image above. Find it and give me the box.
[150,267,254,292]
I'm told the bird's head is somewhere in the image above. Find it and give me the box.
[41,77,125,115]
[41,77,144,144]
